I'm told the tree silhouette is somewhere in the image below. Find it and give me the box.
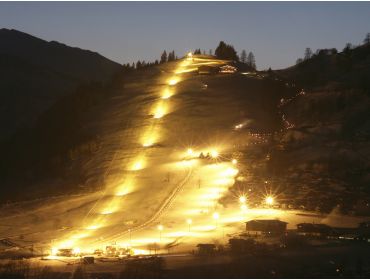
[296,58,303,65]
[304,48,312,60]
[246,52,256,69]
[363,33,370,45]
[167,50,175,62]
[343,43,352,54]
[194,49,201,55]
[160,50,167,63]
[215,41,239,61]
[240,50,247,63]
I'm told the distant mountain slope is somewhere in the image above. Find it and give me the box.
[277,43,370,91]
[0,28,122,139]
[266,43,370,215]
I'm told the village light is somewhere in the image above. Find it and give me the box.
[143,139,154,147]
[186,218,192,232]
[168,78,179,86]
[158,224,164,242]
[73,247,81,255]
[153,106,165,119]
[265,196,274,206]
[213,212,219,220]
[51,247,58,256]
[210,150,219,159]
[232,159,237,165]
[239,196,246,204]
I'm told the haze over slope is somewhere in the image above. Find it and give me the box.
[0,29,122,139]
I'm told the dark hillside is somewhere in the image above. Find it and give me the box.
[263,43,370,215]
[277,44,370,92]
[0,29,122,139]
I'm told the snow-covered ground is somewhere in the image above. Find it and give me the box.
[0,55,368,260]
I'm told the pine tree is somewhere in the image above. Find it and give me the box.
[160,50,167,63]
[240,50,247,63]
[304,48,312,60]
[246,52,256,69]
[363,33,370,45]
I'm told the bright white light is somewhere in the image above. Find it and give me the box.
[221,167,239,177]
[232,159,237,165]
[213,212,220,220]
[161,89,173,99]
[210,150,219,158]
[168,78,179,86]
[86,225,99,230]
[187,148,194,156]
[186,218,193,225]
[265,196,274,205]
[158,225,164,231]
[131,160,144,171]
[239,196,246,204]
[73,247,81,255]
[51,247,58,256]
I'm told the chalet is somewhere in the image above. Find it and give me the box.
[296,223,333,237]
[245,219,287,236]
[219,65,237,74]
[196,243,216,255]
[198,65,219,75]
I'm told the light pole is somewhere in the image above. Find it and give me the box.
[213,212,219,228]
[186,218,192,232]
[157,224,163,242]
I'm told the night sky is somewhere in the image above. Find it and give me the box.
[1,1,370,69]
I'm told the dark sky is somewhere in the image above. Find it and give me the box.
[1,1,370,69]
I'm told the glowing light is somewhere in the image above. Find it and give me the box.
[101,209,114,215]
[213,212,220,220]
[239,196,246,204]
[51,247,58,256]
[157,225,164,231]
[186,218,193,225]
[232,159,238,165]
[214,177,234,186]
[132,248,149,255]
[221,167,239,177]
[161,88,173,99]
[187,52,193,58]
[177,159,197,168]
[71,233,89,240]
[265,196,274,205]
[168,77,179,86]
[116,190,128,196]
[73,247,81,255]
[131,160,144,171]
[210,150,219,158]
[241,204,248,212]
[187,148,194,156]
[154,108,165,119]
[143,137,155,147]
[86,225,99,230]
